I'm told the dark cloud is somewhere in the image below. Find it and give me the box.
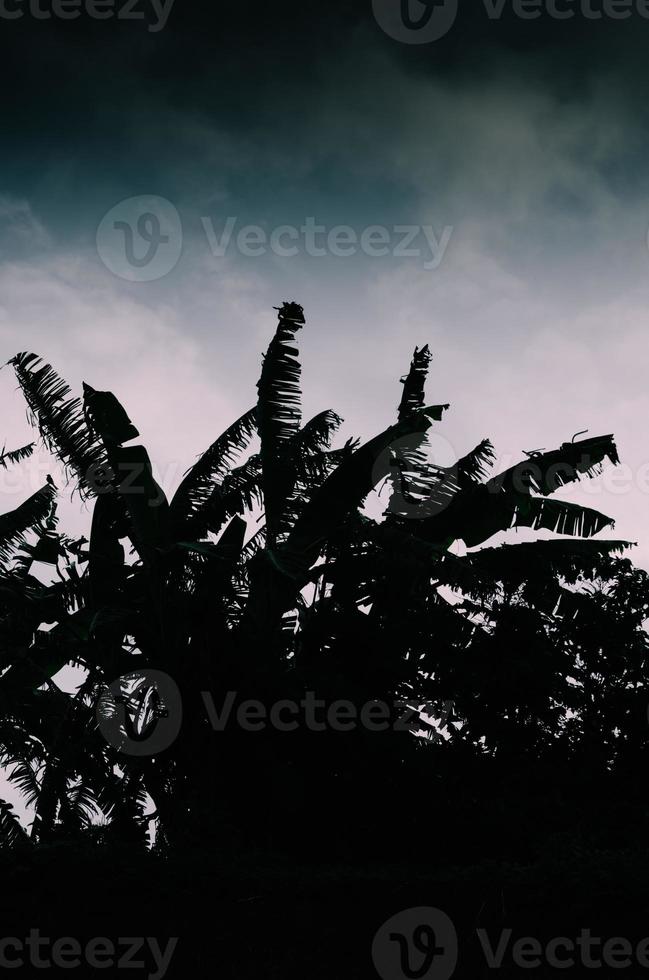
[1,0,649,568]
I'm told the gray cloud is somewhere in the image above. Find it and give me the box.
[0,3,647,567]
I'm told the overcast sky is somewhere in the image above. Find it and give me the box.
[0,1,648,568]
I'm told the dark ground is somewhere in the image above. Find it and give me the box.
[2,838,649,978]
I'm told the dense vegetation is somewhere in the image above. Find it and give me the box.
[1,301,648,872]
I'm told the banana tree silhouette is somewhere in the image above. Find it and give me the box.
[0,302,637,848]
[0,439,109,844]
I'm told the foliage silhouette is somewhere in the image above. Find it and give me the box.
[0,302,647,862]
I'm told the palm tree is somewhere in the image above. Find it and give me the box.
[0,439,105,844]
[0,301,640,849]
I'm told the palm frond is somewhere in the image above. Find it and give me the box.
[272,413,347,536]
[183,454,262,542]
[439,538,634,597]
[0,442,34,469]
[398,345,432,420]
[294,410,343,453]
[240,525,267,564]
[419,432,620,549]
[5,756,41,808]
[169,407,257,535]
[0,479,57,563]
[10,353,108,498]
[256,302,305,542]
[486,433,619,497]
[220,455,262,509]
[282,404,447,574]
[0,800,29,847]
[390,438,497,520]
[514,496,615,538]
[64,780,99,829]
[457,439,496,486]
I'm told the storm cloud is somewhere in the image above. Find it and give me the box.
[0,0,648,570]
